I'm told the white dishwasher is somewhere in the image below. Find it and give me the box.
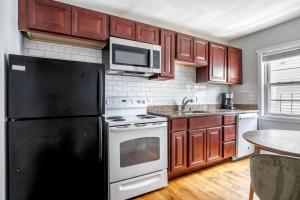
[233,113,258,160]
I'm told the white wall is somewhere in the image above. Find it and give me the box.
[229,17,300,129]
[23,38,229,106]
[0,0,22,199]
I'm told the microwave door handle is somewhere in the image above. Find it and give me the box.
[150,49,153,69]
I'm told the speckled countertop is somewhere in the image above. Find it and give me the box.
[148,109,259,118]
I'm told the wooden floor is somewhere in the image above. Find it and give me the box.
[134,158,259,200]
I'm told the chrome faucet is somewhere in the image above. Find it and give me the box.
[181,97,194,111]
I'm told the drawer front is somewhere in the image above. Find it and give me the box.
[223,115,236,125]
[223,141,236,158]
[223,125,236,142]
[170,118,187,132]
[189,116,222,129]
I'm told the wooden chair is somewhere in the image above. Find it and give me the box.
[250,154,300,200]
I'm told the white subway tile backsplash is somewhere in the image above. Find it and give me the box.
[38,43,52,51]
[45,51,58,59]
[22,38,232,106]
[52,45,66,53]
[66,47,79,54]
[28,49,44,57]
[71,54,85,62]
[58,52,71,60]
[78,47,91,56]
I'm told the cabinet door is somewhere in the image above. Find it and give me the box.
[28,0,71,35]
[72,7,109,41]
[110,16,136,40]
[136,23,159,44]
[227,47,242,84]
[170,131,187,173]
[176,34,193,62]
[209,42,227,82]
[188,129,206,168]
[223,141,236,158]
[160,29,175,78]
[207,127,222,163]
[194,38,208,64]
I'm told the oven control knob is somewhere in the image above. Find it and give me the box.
[142,100,146,104]
[137,99,141,104]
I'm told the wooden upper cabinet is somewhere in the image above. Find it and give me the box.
[206,127,222,163]
[194,38,208,64]
[209,42,227,82]
[227,47,242,84]
[160,29,175,78]
[71,7,109,41]
[110,16,136,40]
[28,0,71,35]
[136,23,159,44]
[170,131,188,173]
[188,129,206,168]
[176,33,193,62]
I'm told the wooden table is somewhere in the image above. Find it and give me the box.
[243,129,300,200]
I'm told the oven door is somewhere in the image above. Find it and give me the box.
[109,122,167,183]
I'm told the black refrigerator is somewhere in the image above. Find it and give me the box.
[7,55,107,200]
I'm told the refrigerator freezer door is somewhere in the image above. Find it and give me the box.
[8,55,105,119]
[8,117,106,200]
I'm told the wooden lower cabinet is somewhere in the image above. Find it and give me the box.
[223,125,236,142]
[206,127,223,163]
[169,115,236,179]
[188,129,206,168]
[223,141,236,158]
[170,131,187,173]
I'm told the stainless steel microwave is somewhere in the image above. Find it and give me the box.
[104,37,161,77]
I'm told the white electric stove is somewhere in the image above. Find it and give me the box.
[105,97,168,200]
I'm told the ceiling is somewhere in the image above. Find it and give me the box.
[58,0,300,41]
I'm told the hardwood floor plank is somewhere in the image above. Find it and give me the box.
[134,158,259,200]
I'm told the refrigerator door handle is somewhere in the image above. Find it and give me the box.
[98,117,103,162]
[98,69,104,115]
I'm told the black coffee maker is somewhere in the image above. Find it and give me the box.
[222,92,235,110]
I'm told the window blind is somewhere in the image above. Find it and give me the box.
[263,48,300,62]
[266,55,300,116]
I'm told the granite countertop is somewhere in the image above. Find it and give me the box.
[148,109,259,118]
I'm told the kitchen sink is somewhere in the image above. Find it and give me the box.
[176,110,210,115]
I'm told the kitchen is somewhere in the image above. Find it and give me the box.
[1,0,300,200]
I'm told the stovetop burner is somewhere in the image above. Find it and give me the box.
[111,118,126,122]
[136,114,157,119]
[107,116,123,120]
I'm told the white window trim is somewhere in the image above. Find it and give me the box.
[257,40,300,122]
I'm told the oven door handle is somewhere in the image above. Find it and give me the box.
[110,122,167,132]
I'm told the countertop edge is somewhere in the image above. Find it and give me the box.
[148,109,259,118]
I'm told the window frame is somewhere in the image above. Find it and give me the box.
[265,61,300,117]
[257,40,300,120]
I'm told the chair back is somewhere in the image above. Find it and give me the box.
[250,154,300,200]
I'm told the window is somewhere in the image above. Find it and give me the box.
[264,54,300,117]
